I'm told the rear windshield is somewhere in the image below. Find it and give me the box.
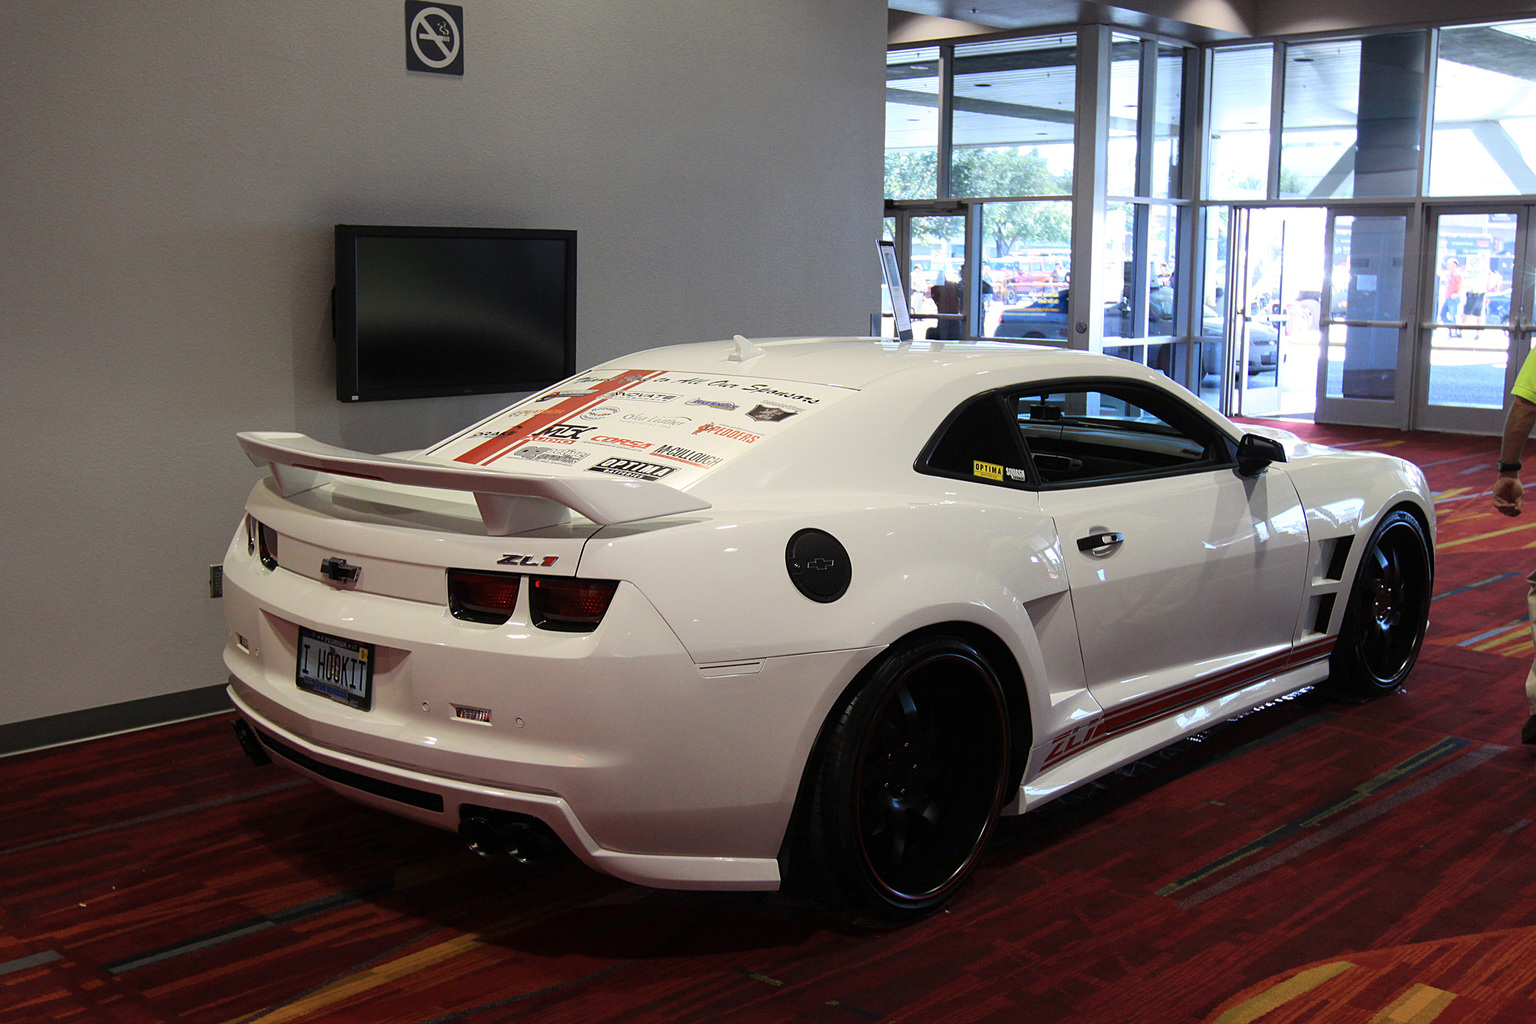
[415,367,855,486]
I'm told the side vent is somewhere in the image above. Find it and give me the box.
[1313,594,1337,635]
[1323,536,1354,581]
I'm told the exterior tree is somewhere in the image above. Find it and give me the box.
[884,146,1072,257]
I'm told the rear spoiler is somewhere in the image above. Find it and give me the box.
[238,431,711,535]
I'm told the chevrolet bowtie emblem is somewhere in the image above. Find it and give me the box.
[320,557,360,585]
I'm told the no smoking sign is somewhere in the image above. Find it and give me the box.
[406,1,463,76]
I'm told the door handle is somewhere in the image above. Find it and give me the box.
[1076,531,1124,552]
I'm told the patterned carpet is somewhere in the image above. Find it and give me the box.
[3,421,1535,1024]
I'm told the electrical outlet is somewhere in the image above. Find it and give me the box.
[209,565,224,599]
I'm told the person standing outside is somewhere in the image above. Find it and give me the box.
[1462,254,1488,329]
[930,272,962,340]
[1493,348,1536,742]
[1441,257,1464,337]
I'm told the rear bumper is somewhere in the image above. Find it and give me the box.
[230,690,784,890]
[222,529,878,890]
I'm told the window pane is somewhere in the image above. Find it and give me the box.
[1012,385,1216,485]
[1107,35,1142,197]
[1281,34,1425,199]
[1200,206,1231,407]
[1424,212,1516,408]
[1326,214,1408,401]
[1281,40,1361,198]
[910,215,966,339]
[886,47,940,200]
[951,35,1076,198]
[923,396,1028,485]
[1430,21,1536,196]
[1152,45,1186,199]
[1102,203,1177,341]
[980,201,1072,340]
[1208,46,1273,200]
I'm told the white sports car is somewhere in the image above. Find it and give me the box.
[223,336,1434,920]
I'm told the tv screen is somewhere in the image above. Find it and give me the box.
[334,224,577,402]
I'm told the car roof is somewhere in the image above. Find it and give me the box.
[415,337,1236,498]
[614,336,1136,391]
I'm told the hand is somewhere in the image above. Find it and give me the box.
[1494,474,1524,517]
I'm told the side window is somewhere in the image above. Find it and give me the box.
[1011,382,1226,486]
[920,394,1032,487]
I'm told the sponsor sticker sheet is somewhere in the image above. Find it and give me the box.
[415,369,855,486]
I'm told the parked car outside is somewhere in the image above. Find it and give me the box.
[994,290,1279,376]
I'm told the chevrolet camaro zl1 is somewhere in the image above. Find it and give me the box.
[222,336,1434,920]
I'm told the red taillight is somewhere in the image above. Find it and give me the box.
[447,570,521,624]
[530,577,619,632]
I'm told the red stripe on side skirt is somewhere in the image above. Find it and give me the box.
[1039,636,1337,771]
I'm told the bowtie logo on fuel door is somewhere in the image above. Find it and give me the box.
[785,529,853,604]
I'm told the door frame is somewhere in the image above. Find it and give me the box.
[1413,203,1535,435]
[1314,205,1418,429]
[886,200,979,340]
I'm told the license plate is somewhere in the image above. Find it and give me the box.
[296,627,374,710]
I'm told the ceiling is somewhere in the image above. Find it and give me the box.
[887,0,1256,43]
[888,0,1536,43]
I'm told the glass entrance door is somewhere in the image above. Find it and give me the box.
[1222,207,1327,418]
[886,206,972,341]
[1315,209,1414,427]
[1417,208,1531,434]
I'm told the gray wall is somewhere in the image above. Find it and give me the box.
[0,2,885,728]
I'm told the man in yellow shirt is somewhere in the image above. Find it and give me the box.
[1494,346,1536,742]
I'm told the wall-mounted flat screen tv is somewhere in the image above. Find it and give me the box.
[334,224,577,402]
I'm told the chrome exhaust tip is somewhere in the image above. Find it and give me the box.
[458,812,553,866]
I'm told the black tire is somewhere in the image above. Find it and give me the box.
[805,636,1010,921]
[1325,509,1432,700]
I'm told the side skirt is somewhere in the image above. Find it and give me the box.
[1013,637,1335,813]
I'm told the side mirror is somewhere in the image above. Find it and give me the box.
[1236,433,1288,477]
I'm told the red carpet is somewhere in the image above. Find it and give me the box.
[3,420,1535,1024]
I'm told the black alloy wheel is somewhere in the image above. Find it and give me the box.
[1326,509,1432,700]
[807,635,1010,921]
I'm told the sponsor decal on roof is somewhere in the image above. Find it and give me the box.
[612,391,680,403]
[587,458,677,481]
[621,413,692,428]
[652,445,722,468]
[414,367,855,488]
[693,423,761,444]
[513,445,589,467]
[746,403,798,422]
[589,435,653,451]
